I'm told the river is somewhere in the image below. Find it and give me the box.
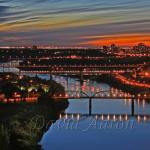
[37,74,150,150]
[1,62,150,150]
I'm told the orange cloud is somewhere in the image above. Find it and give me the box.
[80,34,150,46]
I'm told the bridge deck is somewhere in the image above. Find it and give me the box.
[61,113,150,120]
[52,96,150,99]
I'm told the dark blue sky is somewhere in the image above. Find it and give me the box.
[0,0,150,46]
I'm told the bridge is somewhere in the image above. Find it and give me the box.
[51,89,150,99]
[57,90,150,121]
[56,83,150,121]
[51,90,150,117]
[0,64,142,68]
[59,113,150,122]
[0,63,144,80]
[51,91,149,100]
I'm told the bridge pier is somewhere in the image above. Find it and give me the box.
[131,98,135,116]
[89,97,92,116]
[2,65,4,73]
[49,73,53,81]
[49,67,53,81]
[18,69,21,76]
[8,67,11,73]
[66,77,69,90]
[80,71,84,90]
[35,72,38,78]
[80,70,84,82]
[133,69,137,79]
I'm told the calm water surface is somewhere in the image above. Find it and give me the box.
[38,75,150,150]
[1,63,150,150]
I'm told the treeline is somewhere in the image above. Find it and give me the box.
[0,75,69,150]
[96,74,149,95]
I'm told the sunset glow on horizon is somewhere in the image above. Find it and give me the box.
[0,0,150,47]
[80,34,150,47]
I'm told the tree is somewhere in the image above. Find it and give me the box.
[47,81,65,97]
[0,125,10,150]
[1,82,21,103]
[37,86,45,96]
[20,89,28,102]
[37,93,54,106]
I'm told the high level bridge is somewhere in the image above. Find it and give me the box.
[0,62,144,80]
[51,89,150,116]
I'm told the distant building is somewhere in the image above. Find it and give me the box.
[32,45,38,50]
[111,44,119,53]
[103,46,109,53]
[133,43,150,53]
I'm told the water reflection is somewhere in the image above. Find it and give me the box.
[49,75,150,116]
[0,64,150,115]
[1,64,150,150]
[57,114,150,123]
[41,114,150,150]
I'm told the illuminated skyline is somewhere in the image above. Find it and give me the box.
[0,0,150,47]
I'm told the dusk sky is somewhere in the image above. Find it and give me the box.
[0,0,150,47]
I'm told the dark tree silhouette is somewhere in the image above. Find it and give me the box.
[1,82,21,103]
[20,89,28,102]
[37,86,45,96]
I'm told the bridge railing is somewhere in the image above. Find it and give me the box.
[51,90,150,99]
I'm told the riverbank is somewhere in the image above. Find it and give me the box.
[61,74,150,96]
[95,74,150,95]
[0,73,69,150]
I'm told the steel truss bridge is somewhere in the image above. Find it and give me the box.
[0,63,144,76]
[51,90,150,100]
[51,90,150,117]
[58,89,150,122]
[59,113,150,122]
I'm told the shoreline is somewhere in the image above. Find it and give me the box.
[61,74,150,96]
[0,73,69,150]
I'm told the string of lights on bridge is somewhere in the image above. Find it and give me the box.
[59,113,150,123]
